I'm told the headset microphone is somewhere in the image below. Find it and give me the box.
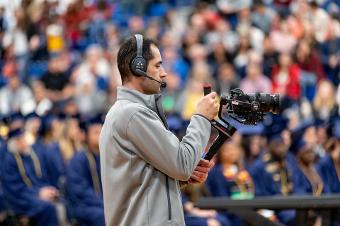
[136,69,167,88]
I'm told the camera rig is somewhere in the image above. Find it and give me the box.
[203,86,280,161]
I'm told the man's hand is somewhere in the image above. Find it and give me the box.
[196,92,218,120]
[188,159,215,184]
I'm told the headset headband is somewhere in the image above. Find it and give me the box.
[135,34,143,58]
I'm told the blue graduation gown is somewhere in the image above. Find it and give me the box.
[249,155,296,226]
[44,142,66,189]
[292,164,329,195]
[206,164,253,226]
[2,150,58,226]
[182,194,231,226]
[0,138,6,212]
[66,151,104,226]
[317,154,340,193]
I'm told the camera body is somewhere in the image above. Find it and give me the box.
[203,87,280,160]
[220,88,280,125]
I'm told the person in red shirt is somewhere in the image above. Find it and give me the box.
[271,52,301,101]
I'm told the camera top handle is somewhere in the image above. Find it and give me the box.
[202,85,236,161]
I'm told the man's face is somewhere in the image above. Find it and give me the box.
[141,44,167,94]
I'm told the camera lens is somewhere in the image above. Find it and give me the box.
[253,93,281,114]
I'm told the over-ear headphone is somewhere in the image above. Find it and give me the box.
[131,34,147,77]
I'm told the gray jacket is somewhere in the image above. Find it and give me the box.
[99,87,211,226]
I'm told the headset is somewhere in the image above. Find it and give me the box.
[130,34,167,88]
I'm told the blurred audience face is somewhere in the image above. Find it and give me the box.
[32,81,46,102]
[88,124,102,153]
[218,63,235,82]
[279,53,292,68]
[86,45,103,66]
[220,142,241,165]
[12,134,29,153]
[317,80,335,100]
[8,75,21,90]
[165,72,180,91]
[65,118,81,141]
[269,139,288,160]
[296,40,311,60]
[249,135,262,158]
[303,126,317,145]
[247,63,261,80]
[298,143,316,165]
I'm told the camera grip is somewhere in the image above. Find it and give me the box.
[203,85,212,96]
[203,133,229,161]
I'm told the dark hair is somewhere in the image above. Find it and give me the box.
[117,35,158,83]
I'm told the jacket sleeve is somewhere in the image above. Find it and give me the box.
[126,109,211,181]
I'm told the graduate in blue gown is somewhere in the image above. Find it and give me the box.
[44,113,83,189]
[249,126,296,226]
[2,128,59,226]
[317,137,340,193]
[182,193,231,226]
[291,138,329,195]
[206,141,253,226]
[66,116,105,226]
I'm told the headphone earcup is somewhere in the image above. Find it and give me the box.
[131,57,147,77]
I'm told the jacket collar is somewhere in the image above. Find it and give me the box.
[116,86,162,111]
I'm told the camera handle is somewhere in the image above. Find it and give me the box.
[202,85,237,161]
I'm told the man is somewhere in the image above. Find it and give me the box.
[66,116,105,226]
[99,34,218,226]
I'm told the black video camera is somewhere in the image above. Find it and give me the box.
[203,86,280,161]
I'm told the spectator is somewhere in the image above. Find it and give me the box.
[71,44,109,116]
[313,79,338,121]
[240,63,271,93]
[0,69,33,115]
[215,62,240,95]
[252,1,276,33]
[318,19,340,85]
[271,52,301,101]
[270,16,297,54]
[40,53,74,107]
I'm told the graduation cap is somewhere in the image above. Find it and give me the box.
[84,114,104,132]
[238,123,264,136]
[290,119,315,139]
[8,128,25,139]
[265,115,288,144]
[289,119,315,154]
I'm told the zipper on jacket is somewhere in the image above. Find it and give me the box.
[155,96,172,221]
[165,175,172,220]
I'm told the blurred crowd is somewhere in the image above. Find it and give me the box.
[0,0,340,225]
